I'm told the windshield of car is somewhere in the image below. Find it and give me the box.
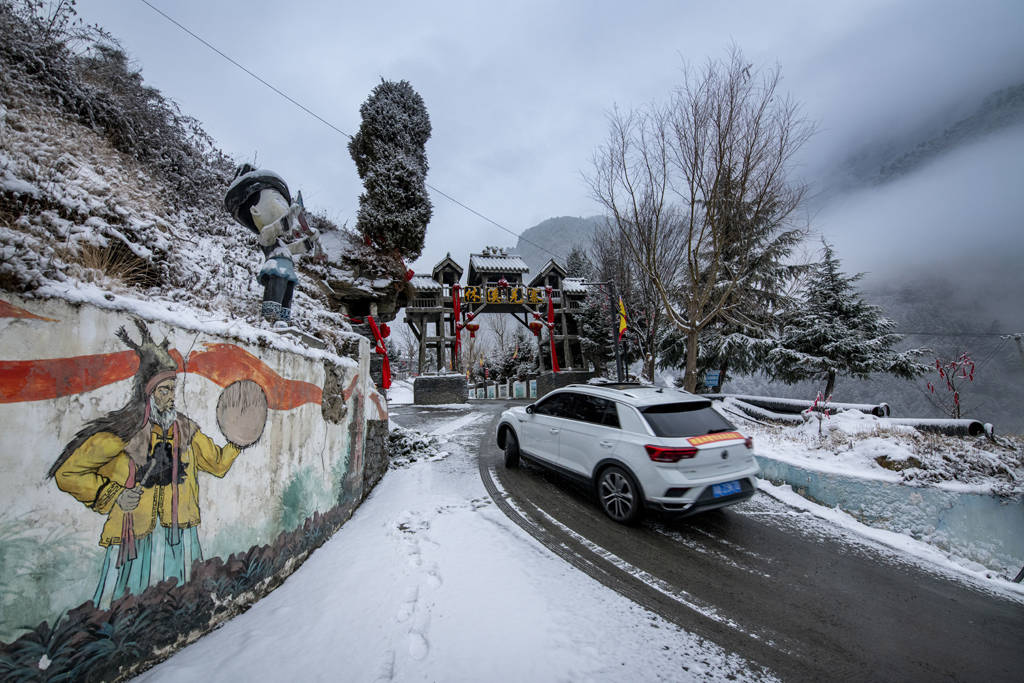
[640,402,735,437]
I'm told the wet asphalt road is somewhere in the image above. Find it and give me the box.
[391,402,1024,682]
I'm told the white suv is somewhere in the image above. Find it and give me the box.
[495,384,759,524]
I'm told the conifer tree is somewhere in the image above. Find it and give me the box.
[564,244,592,279]
[349,79,432,260]
[692,167,806,388]
[767,241,926,396]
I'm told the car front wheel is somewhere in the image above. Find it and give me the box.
[597,466,642,524]
[504,430,520,468]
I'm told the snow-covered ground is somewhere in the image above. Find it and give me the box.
[388,378,415,405]
[136,399,769,682]
[133,386,1024,681]
[723,403,1023,497]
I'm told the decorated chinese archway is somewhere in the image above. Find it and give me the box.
[404,247,588,374]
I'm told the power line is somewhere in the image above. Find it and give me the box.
[135,0,560,264]
[975,337,1008,372]
[901,331,1015,337]
[137,0,350,142]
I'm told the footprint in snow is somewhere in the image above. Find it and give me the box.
[396,585,418,623]
[373,650,396,682]
[408,631,429,661]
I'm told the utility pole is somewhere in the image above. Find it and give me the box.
[998,334,1023,584]
[1008,334,1024,366]
[583,280,625,382]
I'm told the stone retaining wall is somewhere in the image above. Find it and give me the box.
[413,374,468,404]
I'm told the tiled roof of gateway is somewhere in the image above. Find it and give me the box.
[409,275,442,292]
[561,277,588,295]
[469,253,529,273]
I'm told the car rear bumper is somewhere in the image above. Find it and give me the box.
[646,476,758,516]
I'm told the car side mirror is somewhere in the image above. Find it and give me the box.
[525,404,535,415]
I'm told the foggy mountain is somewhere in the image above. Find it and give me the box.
[513,216,604,274]
[813,81,1024,200]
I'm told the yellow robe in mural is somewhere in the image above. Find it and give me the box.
[54,420,242,546]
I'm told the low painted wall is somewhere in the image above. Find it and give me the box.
[756,456,1024,576]
[0,295,389,680]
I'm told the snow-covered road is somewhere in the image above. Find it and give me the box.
[135,403,767,682]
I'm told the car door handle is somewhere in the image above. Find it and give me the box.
[549,428,560,434]
[600,440,614,448]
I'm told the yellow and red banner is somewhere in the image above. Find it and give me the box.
[617,297,628,340]
[686,431,743,447]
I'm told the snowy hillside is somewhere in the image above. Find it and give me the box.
[0,3,407,353]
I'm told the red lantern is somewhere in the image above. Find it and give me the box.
[465,322,480,338]
[529,320,543,337]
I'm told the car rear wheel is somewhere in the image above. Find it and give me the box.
[597,466,642,524]
[504,430,520,468]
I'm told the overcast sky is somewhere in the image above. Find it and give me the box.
[74,0,1024,277]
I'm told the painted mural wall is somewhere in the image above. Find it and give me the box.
[0,295,388,681]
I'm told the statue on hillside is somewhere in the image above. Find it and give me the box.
[224,165,321,326]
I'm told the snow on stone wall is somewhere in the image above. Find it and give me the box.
[0,294,388,680]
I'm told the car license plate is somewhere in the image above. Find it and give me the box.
[712,480,741,498]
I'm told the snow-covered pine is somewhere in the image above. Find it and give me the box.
[575,289,615,375]
[563,243,592,279]
[767,240,928,396]
[487,326,535,382]
[693,167,807,387]
[348,80,432,261]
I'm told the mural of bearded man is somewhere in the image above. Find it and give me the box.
[47,319,246,607]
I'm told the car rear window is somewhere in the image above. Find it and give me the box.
[640,402,735,437]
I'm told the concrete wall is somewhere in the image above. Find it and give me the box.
[756,456,1024,576]
[413,374,468,404]
[0,295,389,680]
[536,369,595,398]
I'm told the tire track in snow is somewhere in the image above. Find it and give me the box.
[480,460,787,679]
[429,411,488,436]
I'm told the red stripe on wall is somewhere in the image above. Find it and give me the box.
[184,343,322,410]
[0,343,321,408]
[0,299,58,321]
[0,351,139,403]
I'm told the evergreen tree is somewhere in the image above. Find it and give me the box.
[767,241,927,397]
[576,289,614,375]
[564,244,593,279]
[689,167,807,389]
[491,327,535,381]
[349,79,432,260]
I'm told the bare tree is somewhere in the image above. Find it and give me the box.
[587,221,669,381]
[485,313,512,352]
[392,320,420,374]
[589,47,813,391]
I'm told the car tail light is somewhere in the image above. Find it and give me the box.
[645,444,697,462]
[744,436,754,450]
